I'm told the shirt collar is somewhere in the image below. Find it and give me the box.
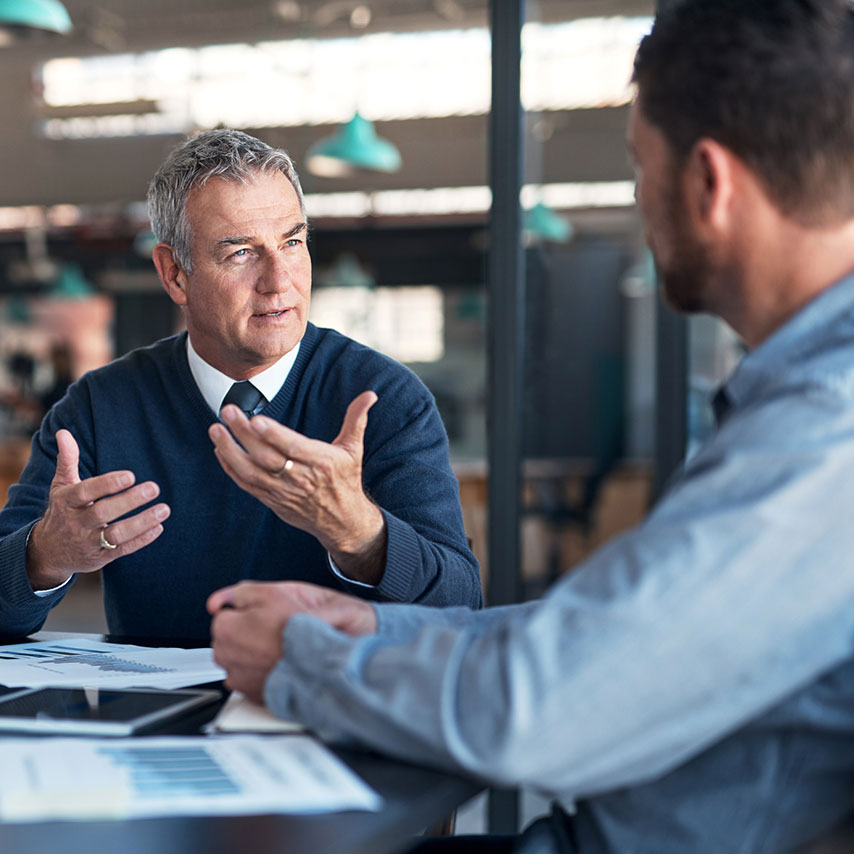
[717,273,854,420]
[185,335,301,414]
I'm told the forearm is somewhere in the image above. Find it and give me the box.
[0,523,66,637]
[330,510,482,607]
[0,392,93,635]
[358,395,482,607]
[266,502,854,800]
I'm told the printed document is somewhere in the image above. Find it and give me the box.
[0,638,224,690]
[0,734,381,821]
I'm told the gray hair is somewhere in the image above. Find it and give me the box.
[146,129,307,274]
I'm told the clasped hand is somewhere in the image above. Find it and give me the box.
[27,429,170,591]
[208,580,377,703]
[208,390,386,583]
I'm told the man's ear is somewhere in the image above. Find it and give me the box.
[683,138,737,237]
[152,243,189,306]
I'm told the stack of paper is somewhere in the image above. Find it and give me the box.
[206,690,305,734]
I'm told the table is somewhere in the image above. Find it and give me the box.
[0,633,483,854]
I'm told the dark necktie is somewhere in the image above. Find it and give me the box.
[221,381,265,418]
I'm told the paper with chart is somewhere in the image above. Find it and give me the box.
[0,638,225,689]
[0,734,382,821]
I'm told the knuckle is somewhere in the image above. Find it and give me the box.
[90,504,111,526]
[316,459,335,479]
[246,468,266,489]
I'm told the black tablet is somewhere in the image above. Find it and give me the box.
[0,687,221,735]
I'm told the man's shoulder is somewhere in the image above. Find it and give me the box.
[78,333,184,386]
[307,325,429,395]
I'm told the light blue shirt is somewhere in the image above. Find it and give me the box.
[266,276,854,852]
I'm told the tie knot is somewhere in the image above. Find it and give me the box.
[221,381,265,418]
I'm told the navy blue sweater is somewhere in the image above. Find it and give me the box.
[0,325,481,639]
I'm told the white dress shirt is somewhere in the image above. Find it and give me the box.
[186,335,300,415]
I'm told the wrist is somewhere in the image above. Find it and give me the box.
[326,505,387,585]
[26,522,72,592]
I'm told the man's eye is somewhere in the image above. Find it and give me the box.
[286,238,302,247]
[232,248,250,258]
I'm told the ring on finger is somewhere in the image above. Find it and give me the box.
[276,458,294,475]
[99,525,118,550]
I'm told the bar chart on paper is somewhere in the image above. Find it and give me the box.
[0,735,382,821]
[0,638,225,689]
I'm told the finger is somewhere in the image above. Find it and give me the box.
[211,437,264,493]
[208,584,240,614]
[209,582,271,617]
[78,480,159,521]
[100,501,170,546]
[225,581,281,611]
[64,470,137,509]
[217,409,297,472]
[210,421,269,477]
[333,391,377,453]
[53,429,81,488]
[247,416,328,468]
[212,430,303,495]
[104,521,166,557]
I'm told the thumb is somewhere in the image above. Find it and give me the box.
[333,391,377,454]
[208,581,270,614]
[207,584,239,614]
[52,429,81,488]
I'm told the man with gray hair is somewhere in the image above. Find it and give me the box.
[0,129,481,640]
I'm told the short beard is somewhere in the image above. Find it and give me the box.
[657,172,714,315]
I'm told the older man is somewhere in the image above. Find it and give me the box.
[0,130,481,640]
[210,2,854,851]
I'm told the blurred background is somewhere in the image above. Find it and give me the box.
[0,0,742,635]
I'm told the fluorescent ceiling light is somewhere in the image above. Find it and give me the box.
[37,18,653,139]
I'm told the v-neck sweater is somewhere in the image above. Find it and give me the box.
[0,324,481,639]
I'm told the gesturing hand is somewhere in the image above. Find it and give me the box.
[26,429,171,591]
[208,391,386,584]
[207,581,378,703]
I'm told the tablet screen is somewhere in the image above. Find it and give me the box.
[0,687,221,735]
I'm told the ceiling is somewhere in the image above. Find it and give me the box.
[47,0,654,54]
[0,0,653,216]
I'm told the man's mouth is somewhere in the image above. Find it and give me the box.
[254,308,289,317]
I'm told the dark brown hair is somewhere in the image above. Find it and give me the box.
[633,0,854,225]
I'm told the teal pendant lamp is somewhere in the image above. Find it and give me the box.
[318,252,376,290]
[306,112,401,178]
[0,0,72,40]
[524,201,573,244]
[50,264,94,299]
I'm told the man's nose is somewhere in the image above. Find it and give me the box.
[257,252,292,293]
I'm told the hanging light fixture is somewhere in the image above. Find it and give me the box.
[0,0,72,43]
[50,264,95,299]
[306,112,401,178]
[523,201,573,244]
[316,252,376,289]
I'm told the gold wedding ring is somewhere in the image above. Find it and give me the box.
[99,526,117,550]
[278,458,294,474]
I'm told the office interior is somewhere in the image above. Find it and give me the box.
[0,0,744,834]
